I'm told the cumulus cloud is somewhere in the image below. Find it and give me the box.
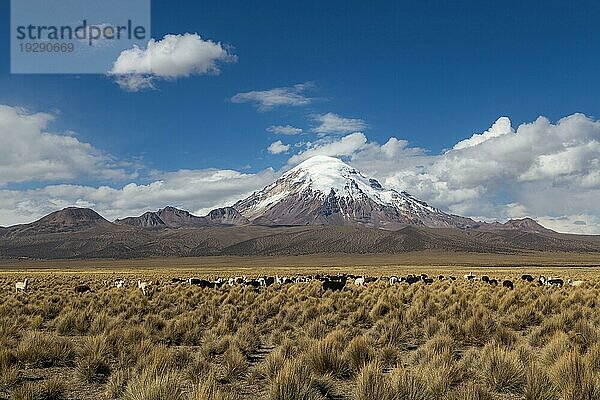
[288,132,368,164]
[267,140,290,154]
[311,112,367,135]
[452,116,514,150]
[109,33,237,91]
[0,103,276,226]
[0,105,134,186]
[341,114,600,233]
[267,125,303,135]
[0,168,277,226]
[231,83,313,111]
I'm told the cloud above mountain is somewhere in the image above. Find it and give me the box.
[231,83,313,111]
[267,140,290,154]
[267,125,303,135]
[0,105,135,186]
[0,168,277,227]
[288,132,368,164]
[109,33,237,91]
[346,114,600,234]
[311,112,367,135]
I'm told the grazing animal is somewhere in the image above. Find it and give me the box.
[449,276,457,281]
[464,273,476,281]
[114,279,126,288]
[389,276,398,285]
[138,280,151,296]
[423,278,434,285]
[354,277,366,286]
[502,280,514,290]
[322,276,347,291]
[246,280,261,288]
[15,279,28,292]
[199,280,216,289]
[538,276,547,286]
[171,278,184,283]
[265,276,275,287]
[481,276,489,283]
[74,284,92,294]
[521,274,534,282]
[488,279,498,286]
[405,275,420,285]
[547,278,564,288]
[322,280,345,291]
[214,278,225,288]
[438,275,445,281]
[188,278,201,285]
[276,275,294,284]
[568,279,584,287]
[234,276,246,285]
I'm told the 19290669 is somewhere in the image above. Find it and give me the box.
[20,42,74,53]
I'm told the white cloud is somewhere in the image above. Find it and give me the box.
[340,114,600,233]
[288,132,368,164]
[311,112,367,135]
[0,168,277,226]
[231,83,313,111]
[267,140,290,154]
[452,116,514,150]
[109,33,237,91]
[267,125,303,135]
[0,105,134,186]
[535,214,600,235]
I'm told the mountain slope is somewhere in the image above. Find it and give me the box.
[235,155,477,229]
[481,218,554,234]
[1,223,598,259]
[4,207,116,235]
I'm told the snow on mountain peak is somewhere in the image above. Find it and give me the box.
[235,155,448,224]
[284,155,376,195]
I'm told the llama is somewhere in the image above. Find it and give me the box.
[354,276,366,286]
[15,279,28,292]
[138,280,151,296]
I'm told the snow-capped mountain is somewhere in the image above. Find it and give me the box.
[234,155,478,229]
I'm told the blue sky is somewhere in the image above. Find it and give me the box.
[0,0,599,232]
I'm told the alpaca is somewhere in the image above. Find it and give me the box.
[15,278,28,292]
[568,279,584,287]
[137,279,151,296]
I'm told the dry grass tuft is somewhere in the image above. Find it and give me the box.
[76,335,111,383]
[550,350,600,400]
[480,345,525,394]
[123,370,184,400]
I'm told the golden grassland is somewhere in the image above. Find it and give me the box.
[2,253,600,399]
[1,251,600,274]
